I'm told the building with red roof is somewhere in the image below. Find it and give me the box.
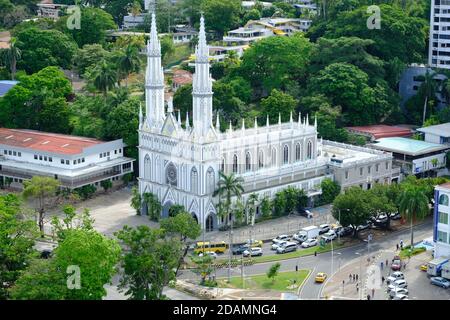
[0,128,134,190]
[346,125,413,141]
[171,69,193,92]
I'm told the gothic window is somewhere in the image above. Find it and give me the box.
[271,148,276,167]
[295,143,301,162]
[245,152,251,172]
[440,194,449,206]
[191,167,198,193]
[283,145,289,165]
[258,150,264,169]
[221,157,225,172]
[232,154,238,173]
[144,154,151,180]
[307,140,313,160]
[166,162,177,187]
[206,167,215,194]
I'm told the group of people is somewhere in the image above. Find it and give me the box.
[396,239,404,251]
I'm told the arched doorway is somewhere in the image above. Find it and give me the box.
[162,201,173,219]
[205,214,215,232]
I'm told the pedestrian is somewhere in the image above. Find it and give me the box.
[381,261,384,270]
[356,274,359,282]
[386,259,389,267]
[349,274,352,282]
[372,288,375,297]
[396,243,399,251]
[367,294,371,300]
[352,274,355,281]
[356,283,359,292]
[381,276,385,284]
[342,280,345,286]
[314,251,317,257]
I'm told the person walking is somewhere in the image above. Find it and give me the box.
[349,274,352,282]
[381,276,385,284]
[352,274,355,281]
[356,283,359,292]
[356,274,359,282]
[372,288,375,298]
[396,243,399,251]
[381,261,384,270]
[386,259,389,267]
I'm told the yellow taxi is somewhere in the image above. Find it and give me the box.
[420,264,428,272]
[315,272,327,283]
[246,239,263,248]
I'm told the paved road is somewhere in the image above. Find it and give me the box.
[179,218,434,300]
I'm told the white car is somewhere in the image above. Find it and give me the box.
[243,247,263,257]
[293,232,307,243]
[387,271,404,284]
[271,240,287,251]
[321,230,337,242]
[301,238,318,248]
[389,287,408,298]
[198,252,217,259]
[272,234,290,244]
[319,224,330,234]
[276,242,297,254]
[388,279,408,292]
[392,293,409,300]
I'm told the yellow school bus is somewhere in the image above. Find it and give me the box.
[193,241,227,254]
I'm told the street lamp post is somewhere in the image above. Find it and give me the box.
[355,252,363,300]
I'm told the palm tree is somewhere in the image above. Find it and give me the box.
[89,59,117,97]
[398,185,429,252]
[4,37,21,80]
[118,44,141,87]
[213,172,244,227]
[246,193,258,226]
[420,70,437,125]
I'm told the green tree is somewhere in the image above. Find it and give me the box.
[191,254,213,285]
[74,44,110,77]
[50,205,94,242]
[3,37,21,80]
[160,212,201,275]
[242,8,261,24]
[86,59,117,97]
[266,262,281,283]
[160,35,175,62]
[240,33,314,96]
[331,186,372,237]
[15,27,77,74]
[56,7,116,47]
[272,191,286,217]
[115,225,181,300]
[167,204,185,217]
[117,44,142,86]
[213,172,244,227]
[246,193,258,225]
[319,178,341,205]
[201,0,242,38]
[398,185,430,250]
[130,186,142,215]
[260,196,272,218]
[261,89,298,124]
[100,179,113,193]
[0,194,38,299]
[142,192,162,221]
[22,176,60,237]
[284,186,300,215]
[173,84,193,120]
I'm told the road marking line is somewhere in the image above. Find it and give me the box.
[298,266,315,299]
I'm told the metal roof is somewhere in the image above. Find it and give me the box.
[370,137,449,156]
[417,123,450,138]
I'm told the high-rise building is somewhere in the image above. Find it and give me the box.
[429,0,450,69]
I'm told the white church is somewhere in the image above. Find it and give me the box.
[138,13,399,231]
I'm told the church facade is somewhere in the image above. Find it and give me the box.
[138,13,399,231]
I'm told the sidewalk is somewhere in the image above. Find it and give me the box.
[200,205,334,243]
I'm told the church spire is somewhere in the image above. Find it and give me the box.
[266,114,269,127]
[192,14,213,137]
[216,112,220,131]
[186,112,190,128]
[167,96,174,114]
[139,101,143,128]
[144,10,165,129]
[298,112,301,127]
[314,114,317,129]
[177,109,181,125]
[254,117,258,129]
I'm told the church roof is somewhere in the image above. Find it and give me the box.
[0,128,103,155]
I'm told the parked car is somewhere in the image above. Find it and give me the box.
[387,271,404,284]
[392,293,409,300]
[331,225,343,235]
[243,247,263,257]
[389,287,408,298]
[298,207,313,218]
[276,242,297,254]
[430,277,450,289]
[199,252,218,259]
[315,272,327,283]
[271,240,288,251]
[390,212,401,220]
[391,256,402,271]
[375,214,388,224]
[319,224,330,234]
[232,244,250,255]
[272,234,290,244]
[388,279,408,292]
[321,230,337,243]
[301,238,318,248]
[245,239,263,248]
[341,226,353,237]
[357,223,370,231]
[293,232,306,244]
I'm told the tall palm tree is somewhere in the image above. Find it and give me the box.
[398,185,429,252]
[213,172,244,227]
[89,59,117,97]
[118,44,142,87]
[246,193,258,226]
[420,70,438,125]
[4,37,21,80]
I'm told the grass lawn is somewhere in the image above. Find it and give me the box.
[217,270,310,291]
[399,246,426,260]
[163,43,191,67]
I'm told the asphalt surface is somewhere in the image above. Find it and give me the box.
[179,218,434,300]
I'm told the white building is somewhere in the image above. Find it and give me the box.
[434,183,450,259]
[138,13,399,231]
[429,0,450,69]
[123,14,146,30]
[0,128,134,190]
[417,122,450,145]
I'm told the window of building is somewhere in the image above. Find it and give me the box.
[307,141,313,160]
[345,171,349,180]
[206,167,215,194]
[39,155,42,160]
[8,151,11,155]
[295,143,301,162]
[376,164,379,172]
[100,154,102,158]
[439,211,449,224]
[34,155,38,160]
[385,162,389,170]
[283,145,289,165]
[44,156,47,161]
[438,231,448,243]
[13,151,16,156]
[66,160,69,165]
[258,151,264,169]
[115,150,117,154]
[368,166,371,174]
[360,167,363,176]
[232,154,238,173]
[191,167,198,193]
[119,149,122,153]
[271,148,276,167]
[107,152,110,156]
[18,152,21,157]
[82,158,85,163]
[49,157,52,162]
[439,194,449,206]
[221,158,225,172]
[245,152,251,172]
[61,159,64,164]
[73,160,76,165]
[4,150,6,154]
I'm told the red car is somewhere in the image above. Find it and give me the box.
[391,256,402,271]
